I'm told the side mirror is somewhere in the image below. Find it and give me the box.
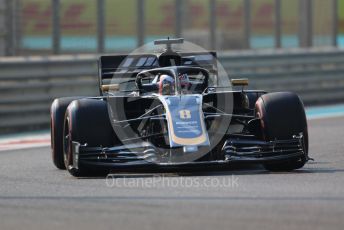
[101,84,119,92]
[231,78,249,86]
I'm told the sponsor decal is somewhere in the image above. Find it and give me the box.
[160,95,210,147]
[179,109,192,119]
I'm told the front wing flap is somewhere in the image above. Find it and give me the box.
[70,135,306,171]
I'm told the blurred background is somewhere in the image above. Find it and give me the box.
[0,0,344,134]
[0,0,343,55]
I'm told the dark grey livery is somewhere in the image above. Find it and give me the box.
[51,38,309,177]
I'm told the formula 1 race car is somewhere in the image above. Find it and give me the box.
[51,38,309,177]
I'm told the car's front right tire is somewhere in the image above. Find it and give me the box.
[63,99,115,177]
[50,97,84,170]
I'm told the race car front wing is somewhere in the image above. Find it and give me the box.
[70,134,306,171]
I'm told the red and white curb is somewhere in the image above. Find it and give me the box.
[0,133,50,152]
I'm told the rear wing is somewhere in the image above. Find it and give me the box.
[98,52,218,95]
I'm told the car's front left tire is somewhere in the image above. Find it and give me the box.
[255,92,309,171]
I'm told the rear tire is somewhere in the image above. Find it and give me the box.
[63,99,115,177]
[255,92,309,171]
[50,97,84,170]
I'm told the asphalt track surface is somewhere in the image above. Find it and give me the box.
[0,116,344,230]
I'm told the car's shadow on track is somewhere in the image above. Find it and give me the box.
[75,162,344,179]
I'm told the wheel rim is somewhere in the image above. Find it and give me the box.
[63,117,73,170]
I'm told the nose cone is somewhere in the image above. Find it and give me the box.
[158,95,210,148]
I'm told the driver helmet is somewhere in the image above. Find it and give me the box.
[158,74,175,95]
[179,73,191,92]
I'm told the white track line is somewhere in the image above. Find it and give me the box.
[0,134,50,152]
[307,113,344,120]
